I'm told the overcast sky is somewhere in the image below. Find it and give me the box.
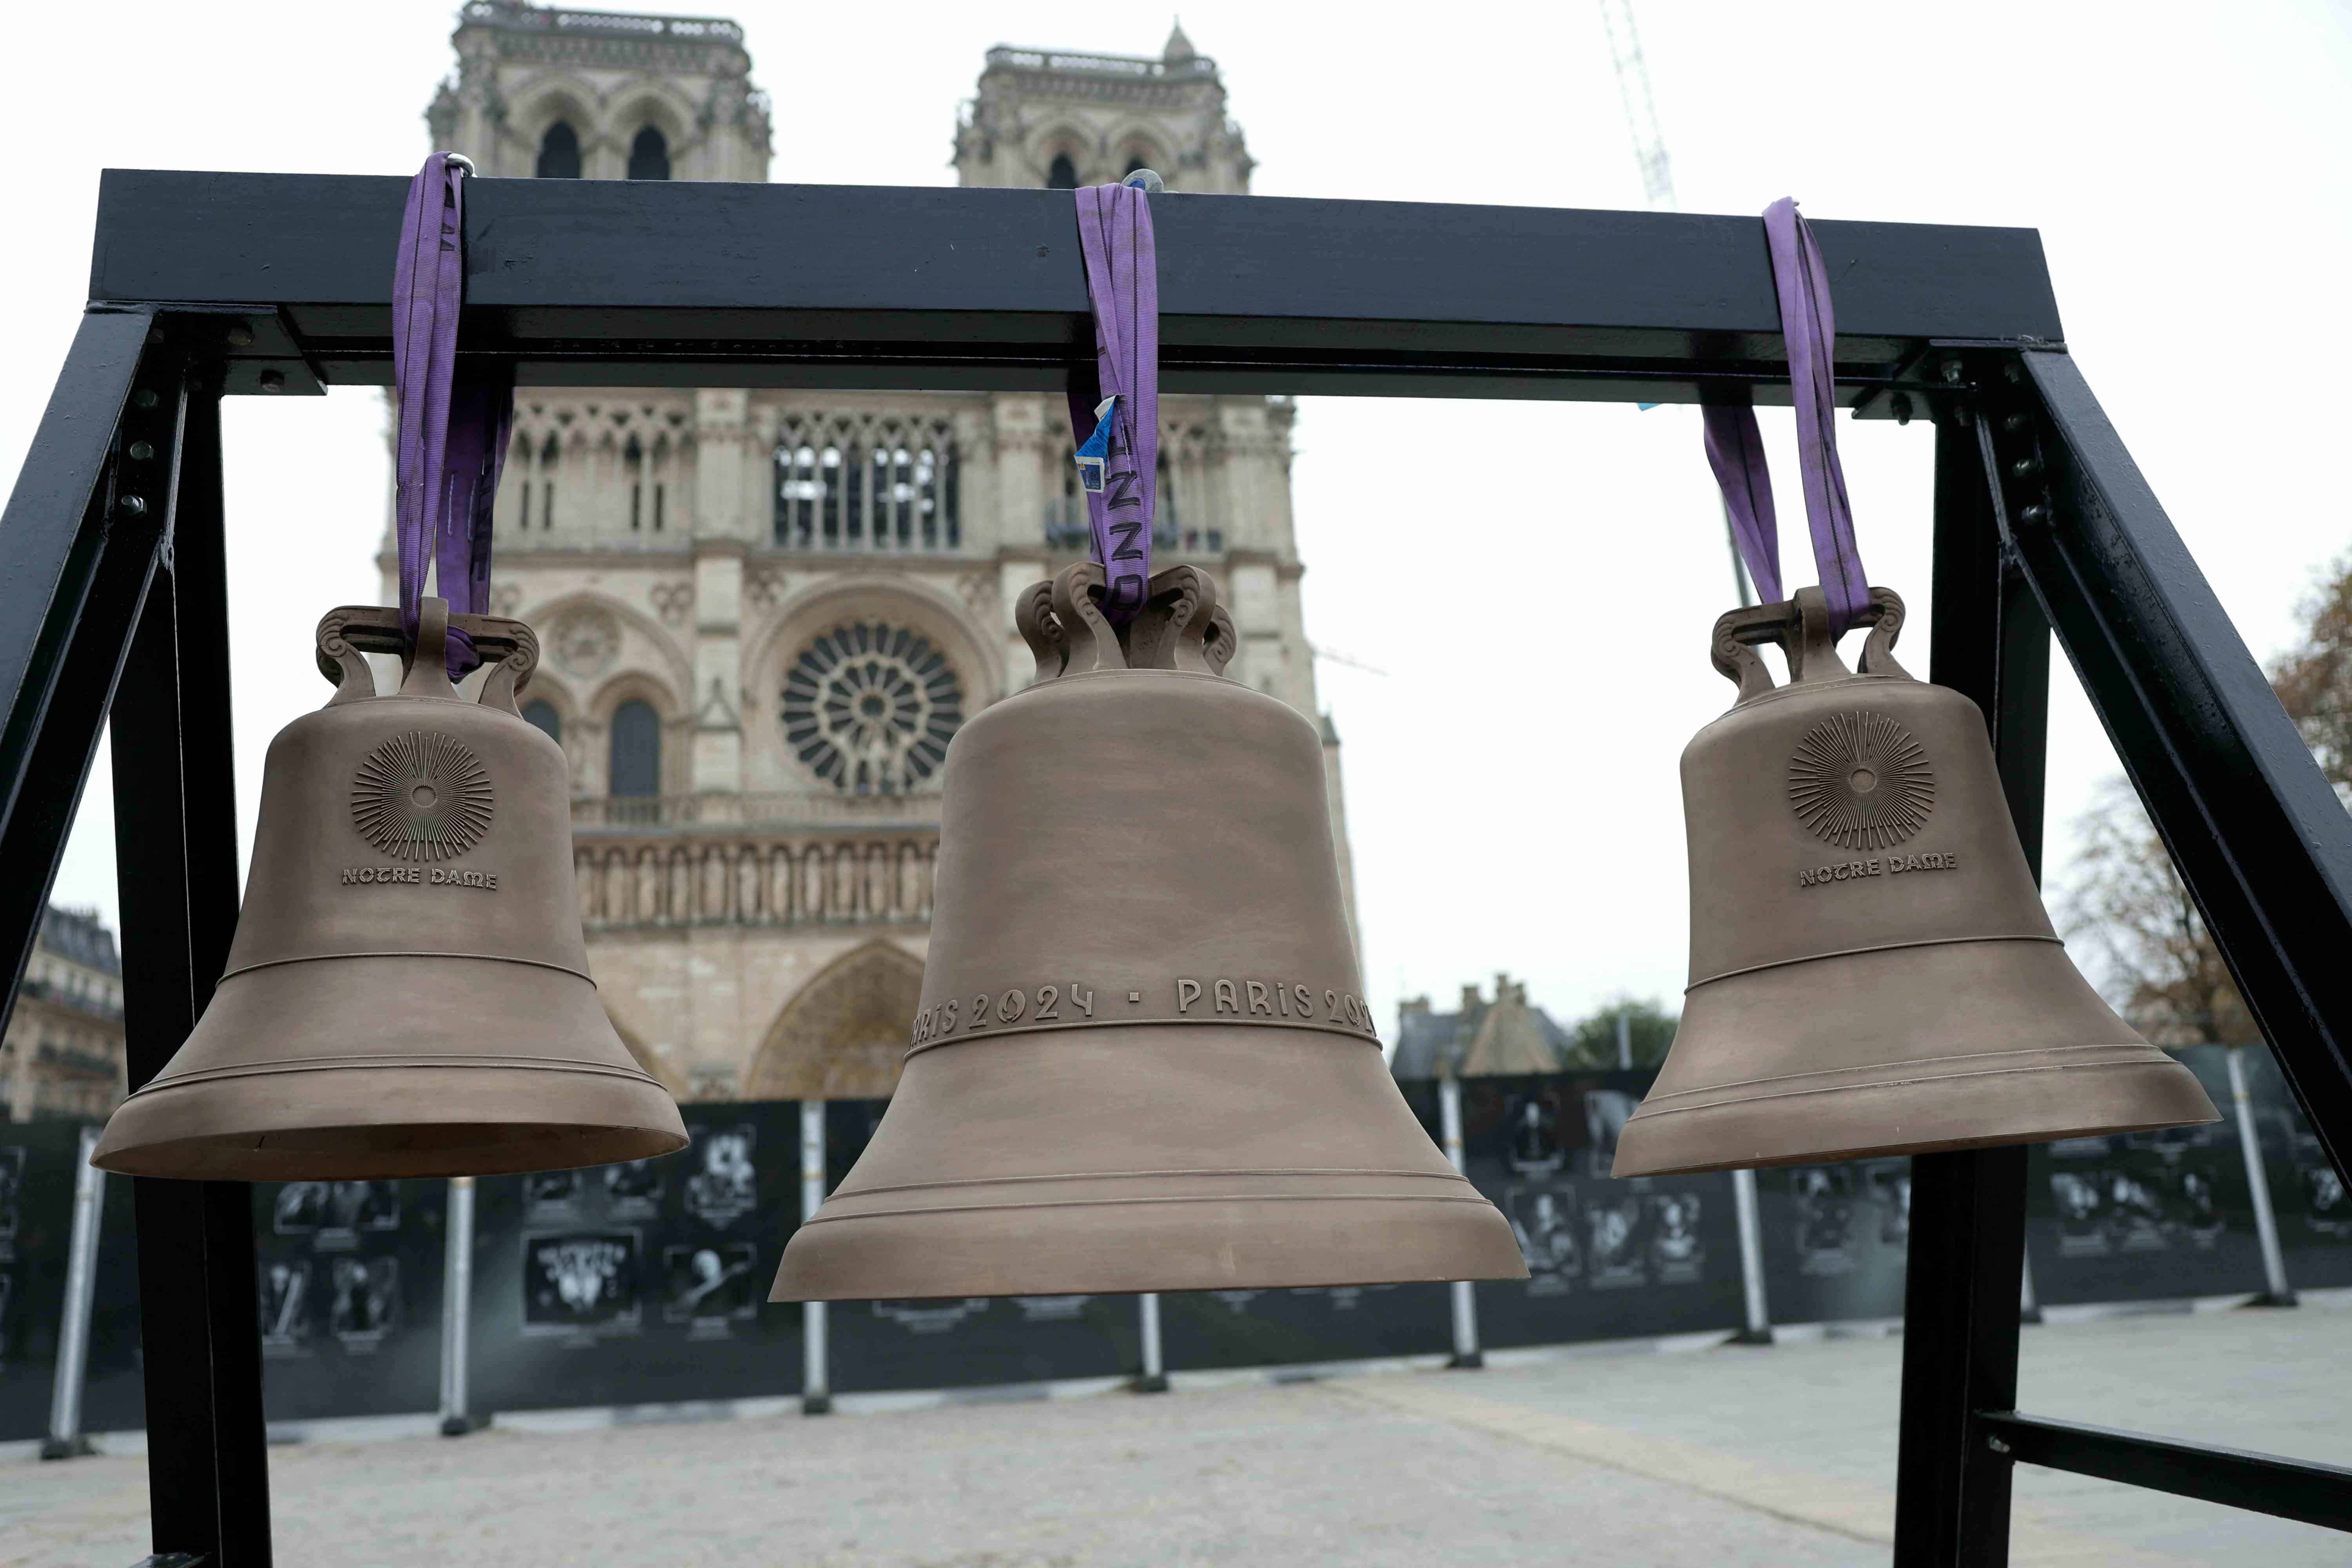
[4,1,2347,1038]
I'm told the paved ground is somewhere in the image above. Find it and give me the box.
[4,1301,2346,1566]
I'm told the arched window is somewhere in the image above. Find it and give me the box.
[625,436,645,530]
[522,700,562,744]
[536,121,581,179]
[1046,153,1079,189]
[1156,446,1178,546]
[609,700,661,798]
[538,432,559,529]
[628,126,670,181]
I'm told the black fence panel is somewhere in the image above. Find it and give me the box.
[1160,1283,1449,1370]
[1451,1072,1744,1348]
[822,1099,1138,1392]
[468,1100,803,1415]
[80,1158,145,1435]
[0,1121,85,1441]
[1758,1158,1913,1325]
[2024,1047,2271,1306]
[2242,1046,2352,1290]
[250,1179,446,1421]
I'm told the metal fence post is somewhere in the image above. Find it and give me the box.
[41,1126,105,1460]
[1132,1293,1169,1392]
[1730,1167,1773,1344]
[438,1177,477,1435]
[2229,1045,2297,1307]
[1438,1071,1484,1368]
[800,1100,831,1415]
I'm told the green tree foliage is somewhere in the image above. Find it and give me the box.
[1564,996,1678,1069]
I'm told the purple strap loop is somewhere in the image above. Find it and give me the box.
[1065,183,1159,622]
[1701,396,1782,606]
[392,154,514,679]
[1704,198,1871,634]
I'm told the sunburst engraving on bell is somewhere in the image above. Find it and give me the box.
[351,730,494,860]
[1787,710,1934,851]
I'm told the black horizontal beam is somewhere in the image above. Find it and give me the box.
[1981,1412,2352,1534]
[88,171,2062,401]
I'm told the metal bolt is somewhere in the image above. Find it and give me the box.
[1987,1436,2012,1455]
[2011,456,2042,479]
[2003,361,2023,384]
[226,324,254,348]
[2020,503,2049,525]
[119,495,148,516]
[1940,359,1964,385]
[2002,413,2028,433]
[259,368,287,393]
[127,441,155,462]
[133,389,160,409]
[1889,393,1913,426]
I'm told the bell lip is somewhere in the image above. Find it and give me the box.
[768,1191,1528,1301]
[1610,1061,2221,1179]
[89,1120,688,1182]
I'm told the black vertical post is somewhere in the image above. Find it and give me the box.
[113,362,272,1565]
[1893,387,2045,1565]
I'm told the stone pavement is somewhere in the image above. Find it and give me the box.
[4,1301,2345,1566]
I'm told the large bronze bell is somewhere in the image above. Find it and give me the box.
[1612,587,2217,1178]
[773,565,1524,1299]
[92,598,687,1181]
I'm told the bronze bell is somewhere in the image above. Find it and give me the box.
[773,564,1525,1299]
[92,598,688,1181]
[1612,587,2218,1178]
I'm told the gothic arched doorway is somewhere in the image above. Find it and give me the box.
[745,939,923,1100]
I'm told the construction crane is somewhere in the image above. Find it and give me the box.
[1598,0,1675,211]
[1596,0,1752,607]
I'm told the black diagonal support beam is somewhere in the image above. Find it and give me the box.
[1992,351,2352,1180]
[0,309,168,1022]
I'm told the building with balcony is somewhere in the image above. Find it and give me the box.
[407,4,1353,1101]
[2,906,128,1122]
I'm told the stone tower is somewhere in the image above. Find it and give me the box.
[406,6,1354,1102]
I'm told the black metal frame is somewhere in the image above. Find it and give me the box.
[6,172,2348,1566]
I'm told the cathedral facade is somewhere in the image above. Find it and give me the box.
[410,2,1352,1101]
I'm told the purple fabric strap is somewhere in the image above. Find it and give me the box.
[392,154,514,677]
[1700,398,1782,605]
[1065,183,1158,621]
[1702,198,1871,632]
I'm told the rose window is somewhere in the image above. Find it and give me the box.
[782,622,965,794]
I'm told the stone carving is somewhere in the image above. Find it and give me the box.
[550,607,621,678]
[650,581,695,625]
[744,569,787,613]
